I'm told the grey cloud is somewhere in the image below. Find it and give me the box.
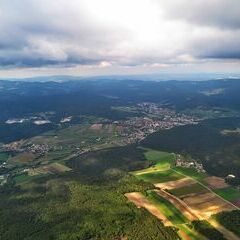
[0,0,240,70]
[161,0,240,29]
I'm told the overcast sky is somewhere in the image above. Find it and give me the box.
[0,0,240,78]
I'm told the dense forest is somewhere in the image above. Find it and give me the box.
[215,210,240,237]
[0,146,180,240]
[192,220,226,240]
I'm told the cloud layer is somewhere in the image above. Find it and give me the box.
[0,0,240,76]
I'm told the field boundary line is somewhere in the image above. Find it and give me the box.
[154,189,199,221]
[171,168,240,210]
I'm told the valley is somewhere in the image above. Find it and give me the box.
[0,79,240,239]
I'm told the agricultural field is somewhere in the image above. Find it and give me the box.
[13,172,40,184]
[28,162,71,176]
[136,169,184,184]
[155,177,196,190]
[27,123,125,149]
[204,176,229,189]
[125,191,205,240]
[8,152,35,165]
[169,183,208,197]
[14,163,71,183]
[172,167,207,182]
[143,148,175,167]
[125,192,172,226]
[133,149,182,183]
[146,190,188,224]
[1,122,129,186]
[0,152,10,163]
[215,187,240,203]
[129,148,240,240]
[132,149,175,174]
[181,192,236,219]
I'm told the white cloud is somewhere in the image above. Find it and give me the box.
[0,0,240,76]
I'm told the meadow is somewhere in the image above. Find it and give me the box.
[146,190,188,224]
[136,170,183,184]
[215,187,240,202]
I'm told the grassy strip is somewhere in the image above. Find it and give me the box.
[146,190,188,224]
[172,167,207,182]
[178,224,206,240]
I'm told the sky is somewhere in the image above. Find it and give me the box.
[0,0,240,78]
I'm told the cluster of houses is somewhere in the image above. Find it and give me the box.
[175,154,206,173]
[26,144,52,155]
[116,105,199,144]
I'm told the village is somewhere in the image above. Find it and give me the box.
[175,154,206,173]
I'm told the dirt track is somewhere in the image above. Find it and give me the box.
[155,189,199,221]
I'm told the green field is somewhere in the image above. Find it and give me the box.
[179,224,206,240]
[143,148,174,164]
[147,190,206,239]
[29,123,124,147]
[215,187,240,201]
[134,149,207,185]
[170,183,207,197]
[13,173,34,183]
[133,149,175,175]
[0,152,11,163]
[37,148,73,164]
[136,169,184,184]
[146,190,188,224]
[8,152,35,165]
[172,167,207,181]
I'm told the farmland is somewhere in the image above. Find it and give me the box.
[146,190,188,224]
[215,187,240,202]
[169,183,207,197]
[128,149,240,240]
[136,169,184,184]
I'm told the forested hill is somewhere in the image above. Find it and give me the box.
[1,78,240,122]
[141,117,240,178]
